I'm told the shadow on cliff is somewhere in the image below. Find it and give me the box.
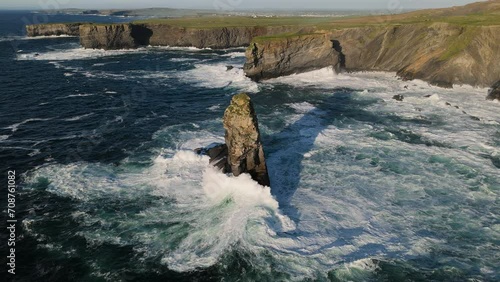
[131,25,153,46]
[332,40,346,69]
[264,88,437,223]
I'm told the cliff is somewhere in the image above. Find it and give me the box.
[139,24,301,49]
[244,33,341,81]
[330,23,500,88]
[79,24,151,49]
[26,23,82,37]
[79,23,304,50]
[245,23,500,87]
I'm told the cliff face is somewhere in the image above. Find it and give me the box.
[141,24,300,49]
[245,23,500,87]
[330,23,500,87]
[26,23,81,37]
[78,23,304,50]
[79,24,144,49]
[244,33,341,81]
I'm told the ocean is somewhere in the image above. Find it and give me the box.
[1,11,499,282]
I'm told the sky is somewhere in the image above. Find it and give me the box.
[0,0,487,11]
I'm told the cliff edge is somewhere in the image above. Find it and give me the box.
[245,23,500,87]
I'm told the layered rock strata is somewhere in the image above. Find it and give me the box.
[26,23,82,37]
[245,23,500,87]
[78,23,305,50]
[223,93,270,187]
[244,33,342,81]
[79,24,150,49]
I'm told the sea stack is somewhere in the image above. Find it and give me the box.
[223,93,270,187]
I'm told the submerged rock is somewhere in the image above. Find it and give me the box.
[487,80,500,101]
[223,93,270,186]
[392,94,404,101]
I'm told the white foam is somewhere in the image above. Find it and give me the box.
[266,67,339,87]
[150,45,213,52]
[170,57,199,62]
[92,61,120,67]
[177,63,259,93]
[56,93,95,99]
[0,35,24,42]
[221,52,245,58]
[0,35,76,42]
[0,135,10,141]
[25,35,77,40]
[287,102,317,114]
[17,47,147,61]
[208,104,221,111]
[5,118,52,132]
[25,148,295,272]
[64,113,94,121]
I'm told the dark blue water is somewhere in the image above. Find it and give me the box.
[1,11,499,282]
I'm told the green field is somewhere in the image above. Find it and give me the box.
[132,0,500,30]
[133,16,337,28]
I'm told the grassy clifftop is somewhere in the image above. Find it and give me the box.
[133,16,335,28]
[132,1,500,30]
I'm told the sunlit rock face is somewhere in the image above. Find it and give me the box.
[223,93,270,187]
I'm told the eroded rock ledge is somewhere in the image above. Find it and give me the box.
[244,33,342,81]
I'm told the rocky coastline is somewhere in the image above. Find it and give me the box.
[244,33,342,81]
[78,23,306,50]
[25,8,500,90]
[245,23,500,88]
[26,23,82,37]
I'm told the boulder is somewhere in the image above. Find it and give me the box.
[195,143,230,172]
[487,80,500,100]
[392,94,404,101]
[223,93,270,186]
